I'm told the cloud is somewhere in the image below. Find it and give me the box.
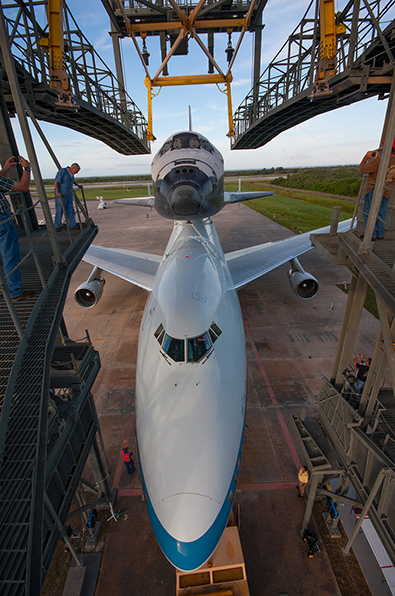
[282,150,311,161]
[232,78,251,87]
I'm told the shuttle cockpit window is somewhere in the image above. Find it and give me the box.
[171,133,201,151]
[157,141,172,158]
[199,138,214,154]
[187,332,212,362]
[162,334,185,362]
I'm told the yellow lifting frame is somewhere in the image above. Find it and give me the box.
[145,74,234,141]
[116,0,251,141]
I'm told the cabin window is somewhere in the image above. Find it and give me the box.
[163,334,185,362]
[187,332,212,362]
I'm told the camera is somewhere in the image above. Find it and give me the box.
[13,156,21,163]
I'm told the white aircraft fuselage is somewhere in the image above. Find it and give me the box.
[136,218,246,571]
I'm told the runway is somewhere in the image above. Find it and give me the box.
[64,201,379,595]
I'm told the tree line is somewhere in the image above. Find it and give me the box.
[271,165,361,197]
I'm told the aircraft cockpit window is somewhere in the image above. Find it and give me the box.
[187,332,212,362]
[209,323,222,343]
[154,323,165,345]
[199,138,214,154]
[155,323,221,363]
[163,334,185,362]
[171,133,201,150]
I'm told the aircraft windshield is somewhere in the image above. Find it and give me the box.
[154,323,221,363]
[162,334,185,362]
[187,333,211,362]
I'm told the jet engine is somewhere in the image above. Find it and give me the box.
[287,258,318,299]
[74,267,105,308]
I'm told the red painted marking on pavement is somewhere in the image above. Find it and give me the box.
[238,482,297,491]
[112,413,136,490]
[245,322,302,471]
[117,488,144,497]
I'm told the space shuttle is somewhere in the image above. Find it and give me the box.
[75,130,351,571]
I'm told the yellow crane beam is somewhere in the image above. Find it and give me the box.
[310,0,346,99]
[39,0,74,108]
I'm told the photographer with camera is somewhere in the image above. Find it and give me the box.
[0,155,35,302]
[359,141,395,240]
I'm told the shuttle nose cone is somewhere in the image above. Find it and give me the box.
[170,185,202,216]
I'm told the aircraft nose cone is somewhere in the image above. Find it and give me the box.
[154,493,222,571]
[170,185,202,216]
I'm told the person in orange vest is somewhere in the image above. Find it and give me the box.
[121,440,135,474]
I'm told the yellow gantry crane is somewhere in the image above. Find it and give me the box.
[39,0,74,108]
[311,0,346,98]
[115,0,259,141]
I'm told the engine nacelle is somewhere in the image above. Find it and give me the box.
[75,267,105,308]
[287,258,318,299]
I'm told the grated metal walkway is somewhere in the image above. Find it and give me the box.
[0,223,98,595]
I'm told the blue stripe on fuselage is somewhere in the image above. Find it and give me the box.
[137,432,244,571]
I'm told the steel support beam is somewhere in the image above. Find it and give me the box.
[333,272,368,388]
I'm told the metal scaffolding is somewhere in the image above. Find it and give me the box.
[0,4,114,594]
[0,0,150,155]
[232,0,395,149]
[291,76,395,569]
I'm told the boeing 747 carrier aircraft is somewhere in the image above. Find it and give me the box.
[75,130,350,571]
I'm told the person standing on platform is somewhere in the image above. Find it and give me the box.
[121,440,135,474]
[0,155,35,302]
[359,142,395,240]
[353,353,371,396]
[54,163,82,231]
[298,465,309,497]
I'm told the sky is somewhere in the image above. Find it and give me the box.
[9,0,392,178]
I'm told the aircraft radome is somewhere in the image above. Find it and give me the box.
[74,130,351,571]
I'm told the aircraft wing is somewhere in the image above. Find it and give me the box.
[224,191,274,203]
[113,197,155,207]
[225,219,352,290]
[83,245,162,292]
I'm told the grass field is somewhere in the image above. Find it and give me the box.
[224,181,355,234]
[79,185,151,202]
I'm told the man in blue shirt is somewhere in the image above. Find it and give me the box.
[54,163,82,231]
[0,155,35,301]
